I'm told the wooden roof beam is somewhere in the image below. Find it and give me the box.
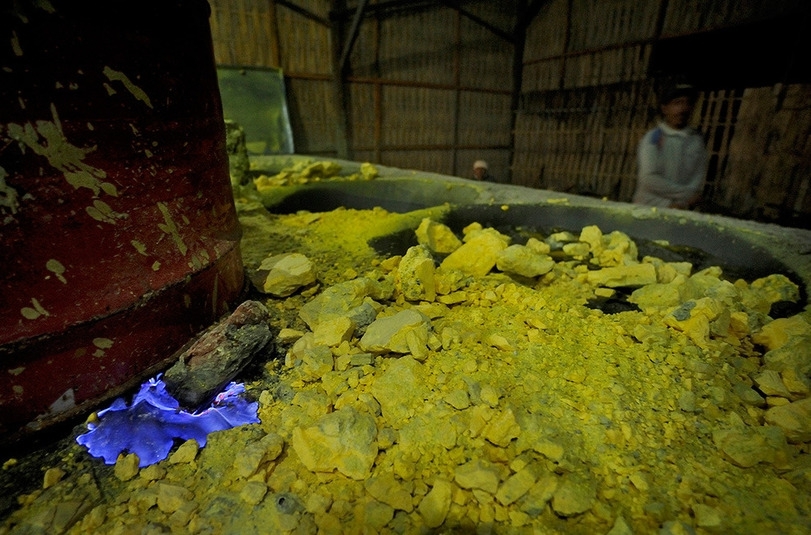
[437,0,513,43]
[338,0,370,74]
[515,0,549,33]
[275,0,330,27]
[331,0,435,21]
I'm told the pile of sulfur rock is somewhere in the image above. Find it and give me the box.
[3,200,810,535]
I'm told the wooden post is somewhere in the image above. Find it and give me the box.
[330,0,351,159]
[267,0,282,68]
[508,0,528,184]
[452,7,461,177]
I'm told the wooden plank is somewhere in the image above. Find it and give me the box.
[268,0,282,67]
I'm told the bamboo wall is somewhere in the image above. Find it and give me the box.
[346,3,514,178]
[209,0,514,179]
[208,0,811,228]
[516,0,811,227]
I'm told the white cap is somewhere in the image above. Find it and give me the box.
[473,160,488,170]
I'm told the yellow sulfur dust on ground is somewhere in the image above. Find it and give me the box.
[2,199,811,535]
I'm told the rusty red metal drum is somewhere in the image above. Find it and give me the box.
[0,1,245,442]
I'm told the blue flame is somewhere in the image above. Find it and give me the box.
[76,376,259,467]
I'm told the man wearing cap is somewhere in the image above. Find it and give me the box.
[633,82,708,209]
[473,160,495,182]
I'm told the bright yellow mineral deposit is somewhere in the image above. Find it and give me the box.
[3,200,810,535]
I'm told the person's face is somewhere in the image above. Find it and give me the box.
[661,96,694,129]
[473,167,486,180]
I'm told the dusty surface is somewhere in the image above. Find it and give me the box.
[2,187,811,535]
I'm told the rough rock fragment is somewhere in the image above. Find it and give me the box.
[496,244,555,278]
[454,459,500,494]
[629,282,682,312]
[444,389,470,410]
[496,468,536,506]
[239,481,268,506]
[163,300,274,408]
[365,473,414,512]
[712,426,788,467]
[357,500,395,530]
[157,483,193,514]
[291,406,378,480]
[299,345,334,380]
[525,237,551,255]
[586,263,657,288]
[43,467,65,489]
[359,309,431,354]
[483,408,521,447]
[299,278,382,331]
[693,503,722,528]
[764,398,811,443]
[551,479,595,517]
[733,382,766,407]
[168,439,199,464]
[607,515,634,535]
[518,474,558,516]
[440,228,510,278]
[257,253,317,297]
[750,274,800,306]
[415,218,462,253]
[370,356,429,422]
[763,335,811,372]
[397,245,437,301]
[753,316,811,351]
[114,453,139,481]
[312,316,355,347]
[419,478,453,527]
[664,297,724,347]
[234,433,285,478]
[754,370,792,398]
[595,230,639,266]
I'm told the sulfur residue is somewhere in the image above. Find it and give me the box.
[131,240,148,255]
[5,104,117,197]
[0,166,20,215]
[45,259,66,283]
[102,66,153,109]
[10,31,22,56]
[85,199,124,224]
[156,202,188,256]
[19,297,48,320]
[253,159,378,193]
[4,202,811,535]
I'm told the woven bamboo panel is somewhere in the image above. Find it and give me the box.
[522,60,564,93]
[457,91,512,146]
[286,0,329,18]
[662,0,804,36]
[348,83,377,149]
[458,17,513,90]
[348,10,380,78]
[523,0,568,63]
[461,1,516,33]
[352,150,376,164]
[209,0,280,67]
[285,78,335,154]
[381,150,455,177]
[569,0,660,50]
[512,81,657,200]
[276,1,332,75]
[377,9,457,85]
[562,45,651,88]
[720,84,811,223]
[380,86,456,147]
